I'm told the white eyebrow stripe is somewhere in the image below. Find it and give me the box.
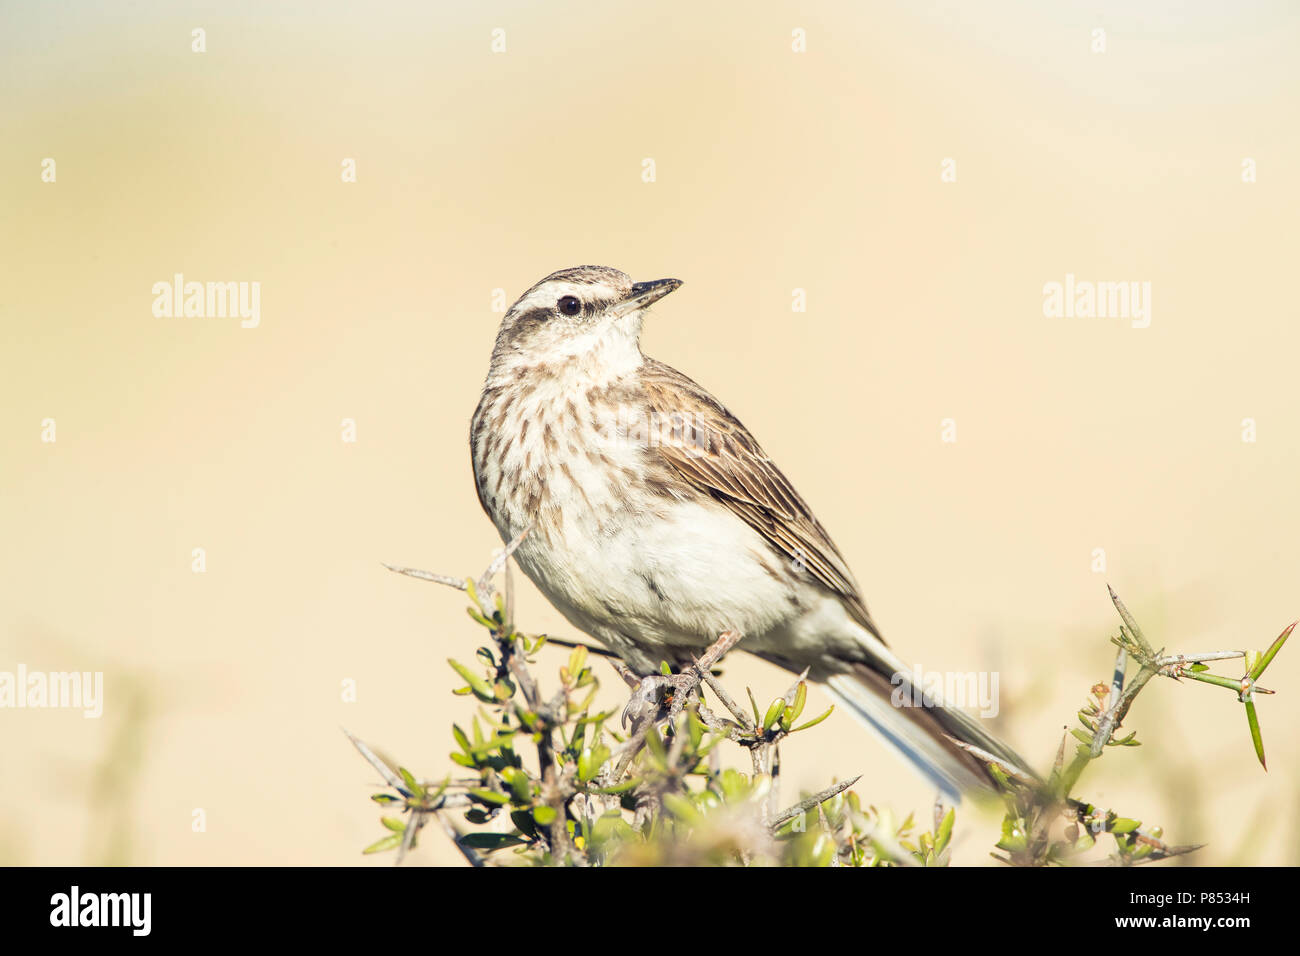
[512,280,617,315]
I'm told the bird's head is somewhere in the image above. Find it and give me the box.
[489,266,681,380]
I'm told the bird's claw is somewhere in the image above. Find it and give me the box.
[620,673,699,734]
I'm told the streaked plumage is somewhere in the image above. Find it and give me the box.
[470,265,1029,797]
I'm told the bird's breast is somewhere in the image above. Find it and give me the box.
[470,373,808,652]
[471,375,648,548]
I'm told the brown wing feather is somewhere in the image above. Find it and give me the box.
[640,359,883,641]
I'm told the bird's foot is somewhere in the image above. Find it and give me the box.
[620,672,700,735]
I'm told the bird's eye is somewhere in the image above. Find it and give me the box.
[557,295,581,316]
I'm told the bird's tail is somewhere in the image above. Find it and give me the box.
[824,660,1034,801]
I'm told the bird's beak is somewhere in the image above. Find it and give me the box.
[615,277,682,315]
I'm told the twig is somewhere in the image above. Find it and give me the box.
[347,728,477,865]
[396,809,424,865]
[760,669,809,823]
[691,629,744,674]
[699,670,753,729]
[476,525,532,597]
[1107,584,1155,657]
[689,630,750,727]
[947,739,1041,789]
[692,702,745,736]
[504,549,516,625]
[1109,645,1127,702]
[380,564,466,590]
[770,776,861,829]
[607,657,641,689]
[1092,635,1158,759]
[507,639,542,710]
[344,728,410,794]
[1156,650,1244,667]
[436,815,487,868]
[382,524,532,610]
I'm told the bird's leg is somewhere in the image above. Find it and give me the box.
[604,632,745,785]
[620,671,700,736]
[618,631,745,736]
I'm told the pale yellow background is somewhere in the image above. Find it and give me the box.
[2,1,1297,865]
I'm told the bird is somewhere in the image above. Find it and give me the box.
[469,265,1030,798]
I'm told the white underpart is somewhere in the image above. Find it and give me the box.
[474,283,1004,798]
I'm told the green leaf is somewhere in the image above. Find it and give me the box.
[448,658,496,702]
[363,833,403,855]
[935,807,955,853]
[1248,620,1295,680]
[533,805,558,826]
[588,779,641,795]
[510,809,538,838]
[1245,699,1266,770]
[452,723,472,754]
[427,775,450,802]
[996,816,1027,852]
[644,727,667,766]
[466,605,495,629]
[662,792,701,824]
[501,767,532,803]
[567,645,589,680]
[469,788,510,806]
[1110,817,1141,834]
[380,816,406,832]
[460,833,528,851]
[578,744,611,784]
[398,767,424,799]
[688,711,706,748]
[791,705,834,733]
[791,681,807,721]
[762,698,785,732]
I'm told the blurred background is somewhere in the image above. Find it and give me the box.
[2,0,1297,865]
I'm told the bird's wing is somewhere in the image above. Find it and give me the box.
[639,359,882,640]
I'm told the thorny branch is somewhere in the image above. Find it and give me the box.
[359,547,1288,867]
[367,543,868,864]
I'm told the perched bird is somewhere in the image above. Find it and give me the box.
[470,265,1028,798]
